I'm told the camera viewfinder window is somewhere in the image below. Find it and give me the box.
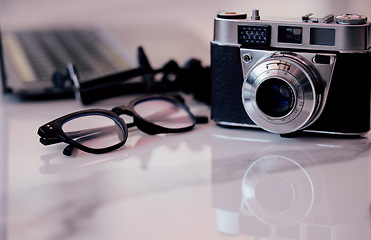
[278,26,303,44]
[310,28,335,46]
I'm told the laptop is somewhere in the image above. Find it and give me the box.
[0,25,136,100]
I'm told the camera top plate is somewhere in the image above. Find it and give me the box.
[213,10,371,53]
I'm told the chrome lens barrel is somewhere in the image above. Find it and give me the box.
[242,53,323,134]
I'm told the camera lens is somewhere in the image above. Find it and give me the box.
[256,78,295,117]
[242,52,325,134]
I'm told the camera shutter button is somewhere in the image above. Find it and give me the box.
[217,11,247,19]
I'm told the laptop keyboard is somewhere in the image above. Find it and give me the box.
[3,28,133,83]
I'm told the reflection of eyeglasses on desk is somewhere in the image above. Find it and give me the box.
[37,94,208,156]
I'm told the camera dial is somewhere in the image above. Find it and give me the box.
[217,11,247,19]
[242,52,324,134]
[335,13,367,25]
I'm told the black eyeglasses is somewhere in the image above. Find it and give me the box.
[37,94,208,156]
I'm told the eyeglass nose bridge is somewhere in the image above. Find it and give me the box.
[112,106,133,115]
[111,106,137,129]
[111,96,197,135]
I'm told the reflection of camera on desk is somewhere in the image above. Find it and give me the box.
[211,10,371,136]
[211,131,370,239]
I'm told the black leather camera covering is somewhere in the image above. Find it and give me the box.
[309,52,371,133]
[210,44,255,126]
[211,43,371,134]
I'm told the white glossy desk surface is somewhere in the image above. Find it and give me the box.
[2,0,371,239]
[1,94,371,240]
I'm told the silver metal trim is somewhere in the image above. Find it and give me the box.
[243,56,315,133]
[210,41,241,48]
[216,121,259,129]
[240,49,336,134]
[215,121,369,136]
[213,17,371,52]
[303,129,369,136]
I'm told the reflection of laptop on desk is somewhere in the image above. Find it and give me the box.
[0,26,136,99]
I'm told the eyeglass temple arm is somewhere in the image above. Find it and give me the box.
[63,126,124,156]
[40,137,77,156]
[39,136,62,146]
[40,125,118,144]
[62,144,76,156]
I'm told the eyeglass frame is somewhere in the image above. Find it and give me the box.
[38,94,208,156]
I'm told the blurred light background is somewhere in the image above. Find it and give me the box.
[1,0,370,65]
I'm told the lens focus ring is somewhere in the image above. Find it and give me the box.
[242,53,322,134]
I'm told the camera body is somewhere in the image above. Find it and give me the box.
[211,10,371,136]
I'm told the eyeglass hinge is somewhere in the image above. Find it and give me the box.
[39,137,62,146]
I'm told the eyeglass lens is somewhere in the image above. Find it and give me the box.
[62,114,125,150]
[133,99,195,129]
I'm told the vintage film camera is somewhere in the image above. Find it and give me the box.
[211,10,371,136]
